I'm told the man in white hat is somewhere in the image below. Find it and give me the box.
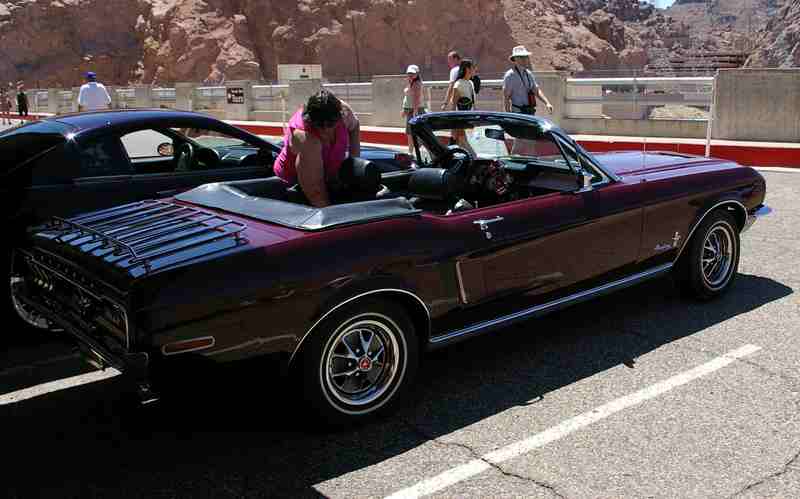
[502,45,553,116]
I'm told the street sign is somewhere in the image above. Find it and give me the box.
[226,87,245,104]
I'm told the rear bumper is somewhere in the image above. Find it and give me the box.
[13,291,155,402]
[742,204,771,233]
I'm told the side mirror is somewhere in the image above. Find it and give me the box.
[575,169,594,193]
[157,142,174,157]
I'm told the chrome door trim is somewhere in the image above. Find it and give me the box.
[673,200,747,263]
[428,262,673,348]
[288,288,431,365]
[455,261,469,304]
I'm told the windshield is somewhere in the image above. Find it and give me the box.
[172,128,252,148]
[413,118,577,172]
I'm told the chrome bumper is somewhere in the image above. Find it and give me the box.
[742,204,771,233]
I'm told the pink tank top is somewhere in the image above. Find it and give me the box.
[274,108,350,185]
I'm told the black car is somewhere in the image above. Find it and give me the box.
[1,109,410,336]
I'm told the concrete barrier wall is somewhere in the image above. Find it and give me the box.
[562,118,709,139]
[713,69,800,142]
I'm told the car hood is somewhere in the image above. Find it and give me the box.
[593,151,722,177]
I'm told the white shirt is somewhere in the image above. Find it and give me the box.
[449,66,460,83]
[78,82,111,111]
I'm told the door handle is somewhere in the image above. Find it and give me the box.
[472,216,504,240]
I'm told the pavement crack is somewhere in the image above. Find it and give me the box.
[403,420,568,498]
[728,447,800,498]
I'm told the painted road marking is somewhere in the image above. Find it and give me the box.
[0,368,120,406]
[386,344,762,499]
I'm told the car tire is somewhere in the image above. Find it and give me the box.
[675,209,740,301]
[298,299,419,427]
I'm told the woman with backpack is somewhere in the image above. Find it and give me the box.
[446,58,477,157]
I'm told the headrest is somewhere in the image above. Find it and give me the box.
[407,168,464,201]
[339,157,381,193]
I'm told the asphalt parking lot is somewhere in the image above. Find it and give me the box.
[1,169,798,499]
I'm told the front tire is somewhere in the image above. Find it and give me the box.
[675,209,740,300]
[299,299,419,427]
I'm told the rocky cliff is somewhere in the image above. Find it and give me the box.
[745,0,800,67]
[0,0,793,88]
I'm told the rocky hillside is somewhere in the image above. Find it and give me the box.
[0,0,793,88]
[745,0,800,66]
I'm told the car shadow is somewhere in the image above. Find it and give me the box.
[2,273,793,498]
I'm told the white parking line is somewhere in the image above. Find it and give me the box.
[0,368,120,406]
[386,344,762,499]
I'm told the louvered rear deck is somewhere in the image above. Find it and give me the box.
[37,200,249,276]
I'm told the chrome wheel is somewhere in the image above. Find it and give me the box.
[700,223,735,290]
[10,276,60,331]
[321,314,404,413]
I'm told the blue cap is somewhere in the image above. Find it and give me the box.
[86,71,96,80]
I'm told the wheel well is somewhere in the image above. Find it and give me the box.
[676,200,747,266]
[720,203,747,232]
[288,290,431,369]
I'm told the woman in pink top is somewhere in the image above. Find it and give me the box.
[274,90,361,207]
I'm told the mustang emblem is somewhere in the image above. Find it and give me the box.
[358,357,373,371]
[672,231,682,248]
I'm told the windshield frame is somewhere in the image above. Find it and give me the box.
[409,111,618,182]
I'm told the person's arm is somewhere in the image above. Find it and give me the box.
[291,129,330,208]
[341,101,360,158]
[412,81,423,110]
[535,85,553,113]
[441,81,455,111]
[502,74,513,112]
[77,86,85,112]
[447,81,460,110]
[102,85,112,109]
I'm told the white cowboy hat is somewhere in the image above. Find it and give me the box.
[405,64,420,74]
[509,45,532,61]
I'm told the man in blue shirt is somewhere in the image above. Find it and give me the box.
[502,46,553,116]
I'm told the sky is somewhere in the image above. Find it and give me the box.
[643,0,677,9]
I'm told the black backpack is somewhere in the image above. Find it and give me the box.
[471,75,481,95]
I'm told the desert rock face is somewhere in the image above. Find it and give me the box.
[0,0,794,88]
[745,0,800,67]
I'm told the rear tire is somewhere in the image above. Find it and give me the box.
[298,299,419,427]
[675,209,740,301]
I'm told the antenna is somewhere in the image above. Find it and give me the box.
[643,135,647,169]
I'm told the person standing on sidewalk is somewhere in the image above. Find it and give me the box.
[441,50,462,111]
[402,65,425,153]
[1,88,12,125]
[446,59,478,158]
[77,72,111,112]
[16,82,29,119]
[502,45,553,116]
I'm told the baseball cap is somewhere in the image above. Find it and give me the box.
[405,65,420,74]
[86,71,97,80]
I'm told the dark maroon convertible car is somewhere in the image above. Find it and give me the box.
[12,111,769,425]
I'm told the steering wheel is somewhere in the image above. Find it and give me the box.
[196,147,221,169]
[440,145,473,177]
[175,142,195,172]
